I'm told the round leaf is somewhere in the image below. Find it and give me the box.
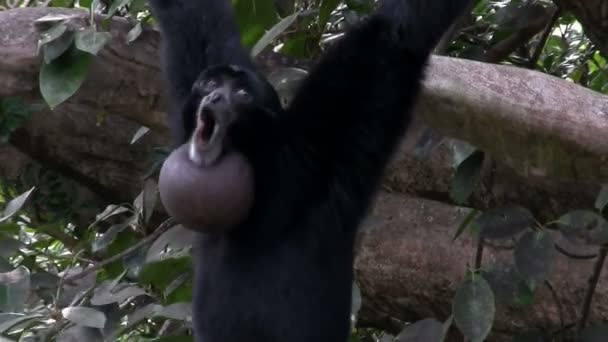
[40,46,91,109]
[452,274,495,342]
[476,206,534,240]
[75,27,112,55]
[481,263,524,303]
[514,231,556,288]
[557,210,608,246]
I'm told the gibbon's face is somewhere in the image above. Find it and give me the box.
[187,65,281,167]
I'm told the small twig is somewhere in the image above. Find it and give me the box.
[65,218,176,283]
[474,237,485,270]
[545,280,565,328]
[527,6,562,69]
[576,244,608,333]
[55,250,85,311]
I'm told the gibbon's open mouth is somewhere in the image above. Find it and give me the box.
[189,105,225,167]
[199,108,218,145]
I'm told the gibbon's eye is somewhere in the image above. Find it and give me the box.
[235,89,251,102]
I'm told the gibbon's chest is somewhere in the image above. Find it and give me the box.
[192,230,354,342]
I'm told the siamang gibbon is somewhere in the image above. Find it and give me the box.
[148,0,470,340]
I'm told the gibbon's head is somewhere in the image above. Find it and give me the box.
[188,65,283,166]
[158,65,281,234]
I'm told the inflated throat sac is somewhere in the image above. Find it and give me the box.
[158,144,254,233]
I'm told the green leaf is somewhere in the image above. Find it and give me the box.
[481,263,526,304]
[39,46,91,109]
[251,12,299,57]
[91,220,132,253]
[61,306,106,328]
[595,184,608,213]
[38,23,68,49]
[42,31,75,63]
[319,0,340,26]
[0,313,43,334]
[0,187,35,224]
[139,256,192,291]
[131,126,150,144]
[146,225,193,263]
[155,302,192,320]
[557,210,608,246]
[452,274,495,342]
[233,0,279,47]
[451,140,477,168]
[0,266,31,313]
[450,150,484,204]
[126,22,143,44]
[143,179,158,225]
[453,209,479,241]
[514,231,555,289]
[90,282,148,306]
[75,27,112,55]
[476,206,534,240]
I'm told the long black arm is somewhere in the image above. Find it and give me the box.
[280,0,471,225]
[148,0,254,144]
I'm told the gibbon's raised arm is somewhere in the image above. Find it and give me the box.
[148,0,255,144]
[281,0,471,222]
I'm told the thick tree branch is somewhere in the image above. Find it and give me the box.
[1,7,607,217]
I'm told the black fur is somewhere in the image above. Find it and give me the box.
[149,0,470,341]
